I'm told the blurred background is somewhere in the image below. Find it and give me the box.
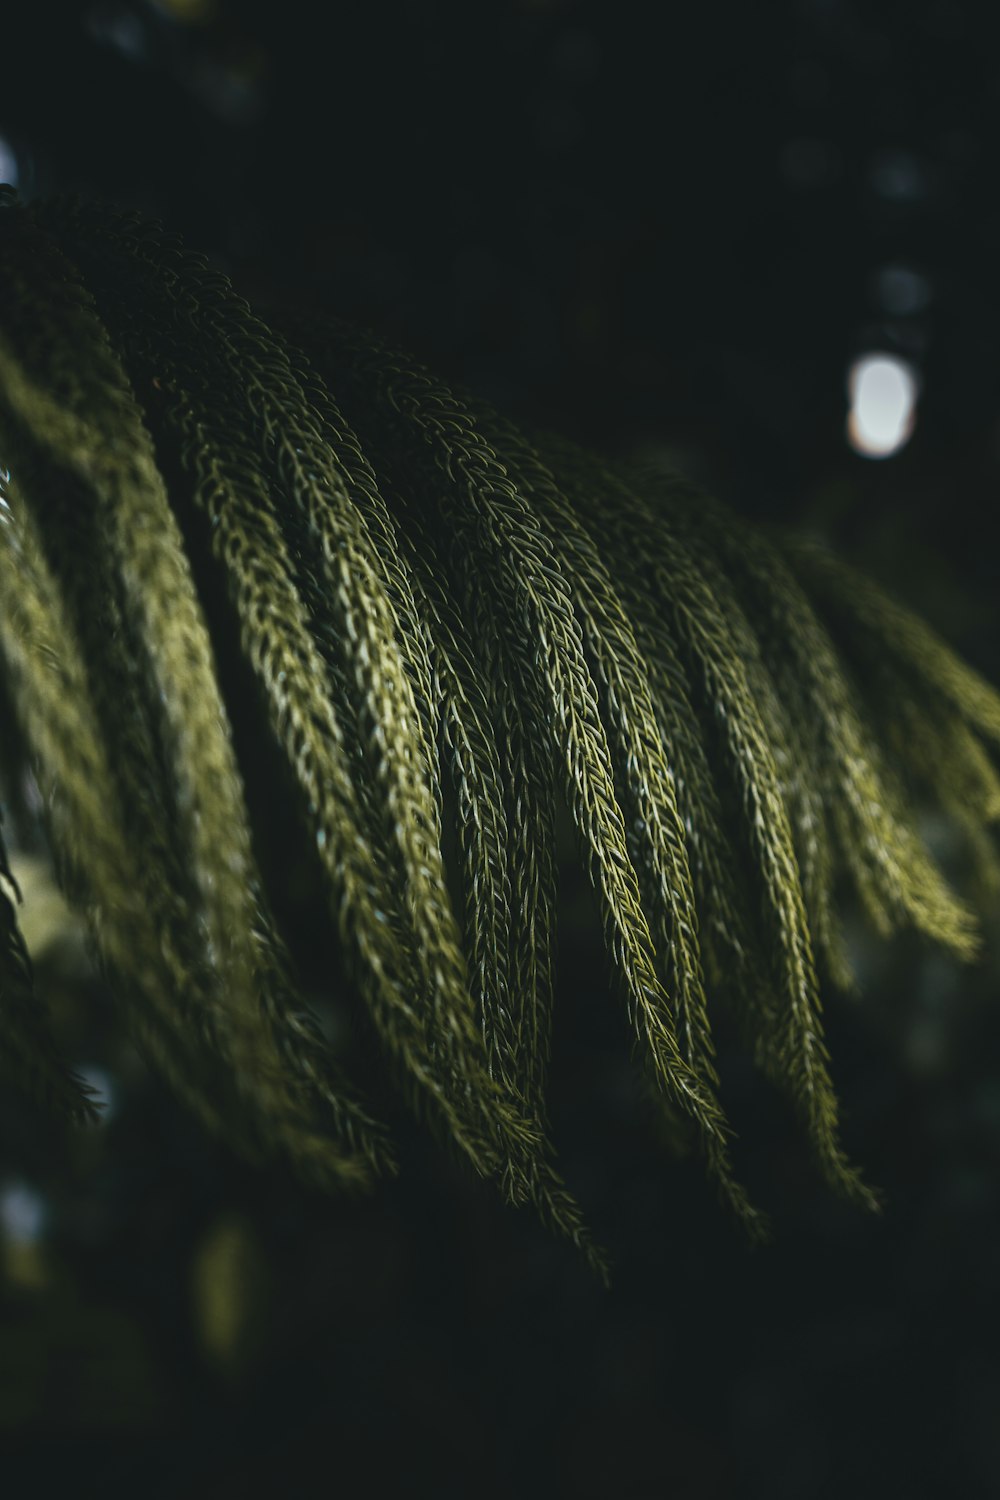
[1,1,999,1495]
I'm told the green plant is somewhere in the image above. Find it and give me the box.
[1,195,998,1278]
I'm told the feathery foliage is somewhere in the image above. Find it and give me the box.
[1,193,998,1274]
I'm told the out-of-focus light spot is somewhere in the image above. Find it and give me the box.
[186,43,267,125]
[0,1181,48,1246]
[147,0,219,22]
[846,353,918,459]
[0,136,19,189]
[77,1064,118,1122]
[872,263,932,316]
[192,1212,267,1375]
[87,2,148,61]
[868,148,929,203]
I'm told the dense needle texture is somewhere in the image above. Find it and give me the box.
[1,196,997,1275]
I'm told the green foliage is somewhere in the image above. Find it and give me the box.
[1,196,998,1277]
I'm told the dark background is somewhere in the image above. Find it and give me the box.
[1,2,999,1495]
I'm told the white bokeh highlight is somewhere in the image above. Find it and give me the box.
[846,353,919,459]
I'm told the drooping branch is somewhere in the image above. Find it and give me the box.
[1,196,997,1274]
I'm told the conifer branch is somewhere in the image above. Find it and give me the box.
[1,195,997,1270]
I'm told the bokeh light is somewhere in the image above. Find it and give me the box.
[846,353,919,459]
[0,135,19,189]
[0,1181,48,1247]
